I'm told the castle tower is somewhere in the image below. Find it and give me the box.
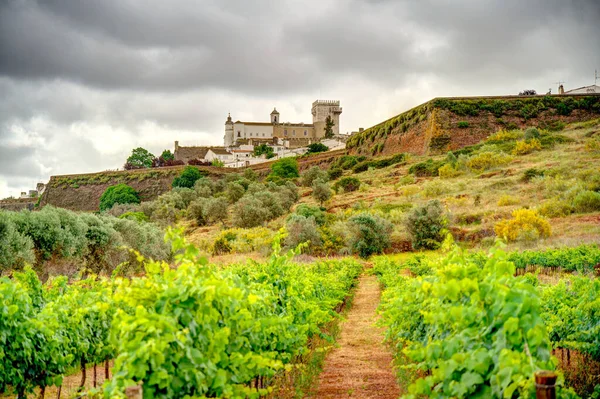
[270,108,280,124]
[224,113,234,147]
[311,100,342,138]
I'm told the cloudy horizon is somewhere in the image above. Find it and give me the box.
[1,0,599,198]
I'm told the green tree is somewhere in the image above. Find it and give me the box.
[99,184,140,211]
[405,200,447,250]
[211,159,225,167]
[324,115,335,139]
[306,143,328,154]
[269,157,299,179]
[125,147,155,169]
[347,213,393,258]
[312,179,332,206]
[253,144,275,159]
[160,149,175,161]
[172,166,204,188]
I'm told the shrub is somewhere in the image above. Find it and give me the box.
[466,151,512,172]
[405,200,447,250]
[347,213,393,258]
[105,203,140,218]
[333,177,361,193]
[271,181,299,211]
[269,157,299,179]
[99,184,140,211]
[294,204,326,226]
[254,191,285,219]
[494,209,551,242]
[409,159,446,177]
[423,180,449,198]
[437,164,462,178]
[312,179,332,206]
[522,168,545,182]
[243,168,258,181]
[512,139,542,155]
[457,121,469,128]
[0,216,34,271]
[232,195,271,228]
[352,161,370,173]
[204,197,229,225]
[225,182,245,204]
[284,215,322,252]
[172,166,204,188]
[194,178,214,197]
[537,198,574,218]
[573,190,600,213]
[301,166,329,187]
[188,198,209,226]
[328,167,343,180]
[331,155,364,170]
[172,187,196,208]
[486,130,523,143]
[118,212,149,223]
[189,197,229,226]
[306,143,328,154]
[524,127,541,140]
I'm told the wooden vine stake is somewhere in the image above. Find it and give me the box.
[125,385,143,399]
[535,370,557,399]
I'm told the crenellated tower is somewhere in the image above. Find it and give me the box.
[311,100,342,138]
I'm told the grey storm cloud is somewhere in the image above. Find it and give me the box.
[0,0,599,198]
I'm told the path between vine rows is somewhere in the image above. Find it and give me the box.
[313,274,401,398]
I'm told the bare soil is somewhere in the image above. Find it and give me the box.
[312,275,401,399]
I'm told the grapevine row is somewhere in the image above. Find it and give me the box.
[0,235,362,398]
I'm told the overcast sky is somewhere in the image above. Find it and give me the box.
[1,0,599,198]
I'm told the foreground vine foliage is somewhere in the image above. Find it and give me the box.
[375,243,580,399]
[0,231,362,398]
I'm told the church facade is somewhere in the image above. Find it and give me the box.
[224,100,342,147]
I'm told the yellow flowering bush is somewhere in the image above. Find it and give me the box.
[486,129,523,143]
[438,164,462,178]
[497,195,519,206]
[512,139,542,155]
[466,151,512,172]
[494,208,551,242]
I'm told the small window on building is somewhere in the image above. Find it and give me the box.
[250,133,252,137]
[284,130,287,136]
[262,133,265,137]
[292,130,296,136]
[237,131,241,137]
[304,130,307,136]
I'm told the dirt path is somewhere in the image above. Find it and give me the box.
[313,274,401,399]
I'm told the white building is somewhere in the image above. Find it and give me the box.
[224,100,342,147]
[564,85,600,94]
[205,148,234,163]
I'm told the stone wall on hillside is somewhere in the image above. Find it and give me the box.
[40,149,347,212]
[0,198,37,211]
[349,94,600,156]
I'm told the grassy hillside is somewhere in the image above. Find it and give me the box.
[186,117,600,258]
[347,94,600,157]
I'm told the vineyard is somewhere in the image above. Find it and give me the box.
[373,242,600,398]
[0,232,362,398]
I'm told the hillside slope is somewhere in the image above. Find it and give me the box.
[347,94,600,156]
[40,149,346,211]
